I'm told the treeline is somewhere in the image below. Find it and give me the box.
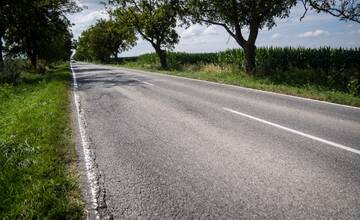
[75,0,360,74]
[74,19,136,62]
[0,0,78,82]
[118,48,360,95]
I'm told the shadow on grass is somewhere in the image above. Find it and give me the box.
[12,63,72,85]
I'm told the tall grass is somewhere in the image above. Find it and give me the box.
[111,47,360,107]
[0,63,83,219]
[118,47,360,95]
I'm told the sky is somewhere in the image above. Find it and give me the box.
[68,0,360,57]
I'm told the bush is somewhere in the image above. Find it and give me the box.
[0,59,29,83]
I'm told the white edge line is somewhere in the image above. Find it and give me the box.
[223,107,360,156]
[106,64,360,111]
[70,64,100,220]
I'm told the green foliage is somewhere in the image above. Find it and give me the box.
[0,64,83,219]
[185,0,297,73]
[1,0,79,68]
[0,59,30,83]
[184,0,360,73]
[111,0,183,68]
[187,0,296,30]
[116,58,360,107]
[117,47,360,95]
[112,0,180,50]
[74,19,136,62]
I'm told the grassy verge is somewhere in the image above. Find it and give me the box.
[0,63,83,219]
[114,62,360,107]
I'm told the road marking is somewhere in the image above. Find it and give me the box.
[224,107,360,155]
[130,78,154,86]
[71,64,100,219]
[107,64,360,110]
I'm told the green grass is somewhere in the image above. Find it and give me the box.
[0,63,83,219]
[115,61,360,107]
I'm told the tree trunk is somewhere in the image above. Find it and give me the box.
[159,51,167,69]
[26,36,37,69]
[230,18,259,75]
[155,46,167,69]
[0,37,4,70]
[0,30,4,70]
[244,43,256,75]
[113,51,118,63]
[30,52,37,69]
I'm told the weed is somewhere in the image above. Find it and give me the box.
[0,63,83,219]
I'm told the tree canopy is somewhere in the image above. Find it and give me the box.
[110,0,183,68]
[0,0,79,69]
[185,0,360,74]
[302,0,360,23]
[74,19,136,62]
[186,0,297,73]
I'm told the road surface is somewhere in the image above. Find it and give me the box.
[71,62,360,219]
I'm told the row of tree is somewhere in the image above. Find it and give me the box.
[75,20,136,62]
[75,0,360,74]
[0,0,79,69]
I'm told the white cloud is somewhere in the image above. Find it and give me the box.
[70,1,360,56]
[74,0,86,9]
[69,8,109,38]
[298,29,329,38]
[181,25,204,39]
[72,10,108,25]
[271,33,281,39]
[202,26,220,36]
[181,25,223,39]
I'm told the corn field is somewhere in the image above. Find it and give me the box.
[120,47,360,95]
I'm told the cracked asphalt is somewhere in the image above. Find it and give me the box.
[71,62,360,219]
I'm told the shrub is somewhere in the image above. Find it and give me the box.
[0,59,29,83]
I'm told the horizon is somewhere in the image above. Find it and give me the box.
[69,0,360,57]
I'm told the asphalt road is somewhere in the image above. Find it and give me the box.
[71,62,360,219]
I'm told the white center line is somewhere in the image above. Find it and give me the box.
[130,78,154,86]
[224,107,360,155]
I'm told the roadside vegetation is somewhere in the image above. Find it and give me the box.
[74,0,360,107]
[1,0,84,218]
[76,0,360,71]
[75,19,137,63]
[1,0,359,216]
[114,48,360,107]
[0,63,83,219]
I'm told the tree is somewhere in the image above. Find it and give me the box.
[74,29,92,61]
[37,23,74,64]
[0,0,13,69]
[187,0,296,74]
[110,0,181,68]
[301,0,360,23]
[186,0,360,74]
[4,0,79,68]
[75,19,136,62]
[91,19,136,62]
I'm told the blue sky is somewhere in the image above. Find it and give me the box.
[68,0,360,57]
